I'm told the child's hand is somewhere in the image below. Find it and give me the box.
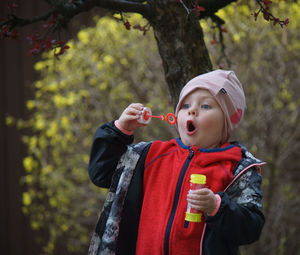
[117,103,146,132]
[187,188,216,214]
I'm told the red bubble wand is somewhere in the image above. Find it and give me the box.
[138,107,177,125]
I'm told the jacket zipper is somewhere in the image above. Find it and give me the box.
[164,149,194,255]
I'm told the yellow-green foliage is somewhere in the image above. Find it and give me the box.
[202,2,300,255]
[201,1,300,138]
[21,14,175,254]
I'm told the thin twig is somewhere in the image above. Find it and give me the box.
[178,0,191,14]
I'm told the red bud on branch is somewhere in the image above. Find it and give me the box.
[254,0,289,28]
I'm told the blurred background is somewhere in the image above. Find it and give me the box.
[1,1,299,254]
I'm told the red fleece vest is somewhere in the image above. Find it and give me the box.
[135,139,242,255]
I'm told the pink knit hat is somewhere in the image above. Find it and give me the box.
[175,69,246,143]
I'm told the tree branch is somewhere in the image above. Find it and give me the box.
[124,0,146,2]
[1,0,152,31]
[177,0,237,20]
[0,10,55,29]
[66,0,152,17]
[197,0,237,16]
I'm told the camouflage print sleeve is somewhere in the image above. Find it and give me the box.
[227,167,263,210]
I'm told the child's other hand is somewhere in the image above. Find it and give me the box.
[117,103,146,132]
[187,188,216,214]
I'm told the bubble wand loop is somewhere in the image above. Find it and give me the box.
[138,107,177,125]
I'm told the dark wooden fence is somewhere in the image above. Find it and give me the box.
[0,1,49,254]
[0,2,104,254]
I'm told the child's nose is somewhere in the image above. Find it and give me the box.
[188,107,197,116]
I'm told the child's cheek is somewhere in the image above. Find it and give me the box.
[177,116,186,134]
[201,112,222,129]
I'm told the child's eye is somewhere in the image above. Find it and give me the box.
[182,103,190,109]
[201,104,211,109]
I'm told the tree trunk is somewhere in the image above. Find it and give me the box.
[148,1,212,107]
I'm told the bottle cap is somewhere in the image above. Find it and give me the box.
[190,174,206,184]
[185,212,202,222]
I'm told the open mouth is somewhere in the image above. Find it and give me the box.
[186,120,197,135]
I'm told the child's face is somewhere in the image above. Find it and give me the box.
[177,89,225,149]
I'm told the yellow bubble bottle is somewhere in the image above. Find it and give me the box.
[185,174,206,222]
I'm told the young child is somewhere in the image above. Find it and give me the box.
[88,69,265,255]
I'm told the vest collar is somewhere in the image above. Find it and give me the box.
[175,137,235,152]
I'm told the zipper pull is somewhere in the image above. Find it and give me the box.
[188,149,194,159]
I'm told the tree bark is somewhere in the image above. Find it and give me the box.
[148,1,212,106]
